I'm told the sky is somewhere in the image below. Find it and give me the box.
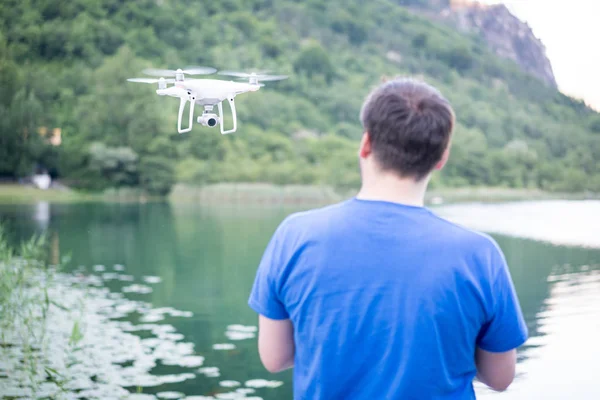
[479,0,600,111]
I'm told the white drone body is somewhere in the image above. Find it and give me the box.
[127,67,287,134]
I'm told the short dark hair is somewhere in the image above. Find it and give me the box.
[359,77,455,181]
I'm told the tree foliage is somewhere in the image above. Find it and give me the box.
[0,0,599,196]
[293,42,336,84]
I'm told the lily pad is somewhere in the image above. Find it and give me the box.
[244,379,284,388]
[226,325,257,333]
[162,355,204,368]
[140,314,165,323]
[170,310,193,318]
[225,331,255,341]
[143,276,162,284]
[128,394,158,400]
[215,393,244,399]
[184,397,216,400]
[197,367,219,374]
[197,366,220,378]
[122,284,153,294]
[236,388,255,394]
[158,333,185,341]
[157,391,185,399]
[159,373,196,384]
[219,380,241,387]
[212,343,236,351]
[102,272,120,280]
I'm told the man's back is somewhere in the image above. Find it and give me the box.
[249,198,528,399]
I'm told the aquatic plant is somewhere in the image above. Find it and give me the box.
[0,223,75,397]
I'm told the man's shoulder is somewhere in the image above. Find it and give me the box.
[278,199,352,229]
[426,209,504,256]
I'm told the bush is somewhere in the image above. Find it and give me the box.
[87,142,139,188]
[589,116,600,133]
[139,156,176,196]
[441,45,474,72]
[412,33,428,49]
[331,15,368,45]
[293,41,336,84]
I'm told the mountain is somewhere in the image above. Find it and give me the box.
[0,0,599,195]
[403,0,557,88]
[442,1,557,88]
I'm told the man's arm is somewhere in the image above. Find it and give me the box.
[248,218,296,373]
[257,315,295,373]
[475,347,517,392]
[475,239,528,392]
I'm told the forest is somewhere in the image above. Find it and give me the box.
[1,0,599,196]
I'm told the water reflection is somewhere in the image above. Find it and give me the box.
[33,201,50,229]
[476,267,600,399]
[435,200,600,248]
[0,201,599,399]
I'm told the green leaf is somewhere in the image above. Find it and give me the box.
[69,320,84,346]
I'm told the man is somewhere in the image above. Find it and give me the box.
[248,77,528,399]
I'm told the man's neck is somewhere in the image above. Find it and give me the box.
[356,173,429,207]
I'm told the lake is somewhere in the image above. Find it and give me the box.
[1,199,599,399]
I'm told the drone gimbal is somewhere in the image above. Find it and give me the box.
[175,93,237,135]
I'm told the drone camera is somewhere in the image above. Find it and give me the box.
[197,113,220,128]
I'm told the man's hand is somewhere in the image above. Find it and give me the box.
[475,347,517,392]
[257,315,295,373]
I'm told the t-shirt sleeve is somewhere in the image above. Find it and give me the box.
[476,241,528,353]
[247,222,290,320]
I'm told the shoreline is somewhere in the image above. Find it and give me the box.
[0,182,597,206]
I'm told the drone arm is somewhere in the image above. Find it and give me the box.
[177,95,195,134]
[219,96,237,135]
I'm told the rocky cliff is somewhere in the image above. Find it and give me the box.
[439,0,557,87]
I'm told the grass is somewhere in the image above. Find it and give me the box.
[0,184,155,204]
[0,184,96,204]
[2,182,596,206]
[0,224,75,396]
[171,183,596,206]
[168,182,343,205]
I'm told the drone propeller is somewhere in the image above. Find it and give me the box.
[127,78,176,84]
[217,70,288,82]
[142,66,217,77]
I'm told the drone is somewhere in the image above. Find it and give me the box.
[127,67,288,134]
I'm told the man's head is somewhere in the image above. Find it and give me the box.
[358,77,455,182]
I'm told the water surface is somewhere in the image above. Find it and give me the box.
[1,200,599,399]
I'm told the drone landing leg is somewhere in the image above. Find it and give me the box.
[219,97,237,135]
[177,97,195,133]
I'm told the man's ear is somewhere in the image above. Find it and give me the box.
[359,132,372,159]
[434,146,450,170]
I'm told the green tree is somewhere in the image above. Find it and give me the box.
[0,87,48,178]
[87,142,139,188]
[139,156,176,196]
[331,14,368,45]
[411,33,428,49]
[589,116,600,133]
[293,42,335,84]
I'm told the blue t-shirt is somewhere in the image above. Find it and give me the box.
[248,198,528,399]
